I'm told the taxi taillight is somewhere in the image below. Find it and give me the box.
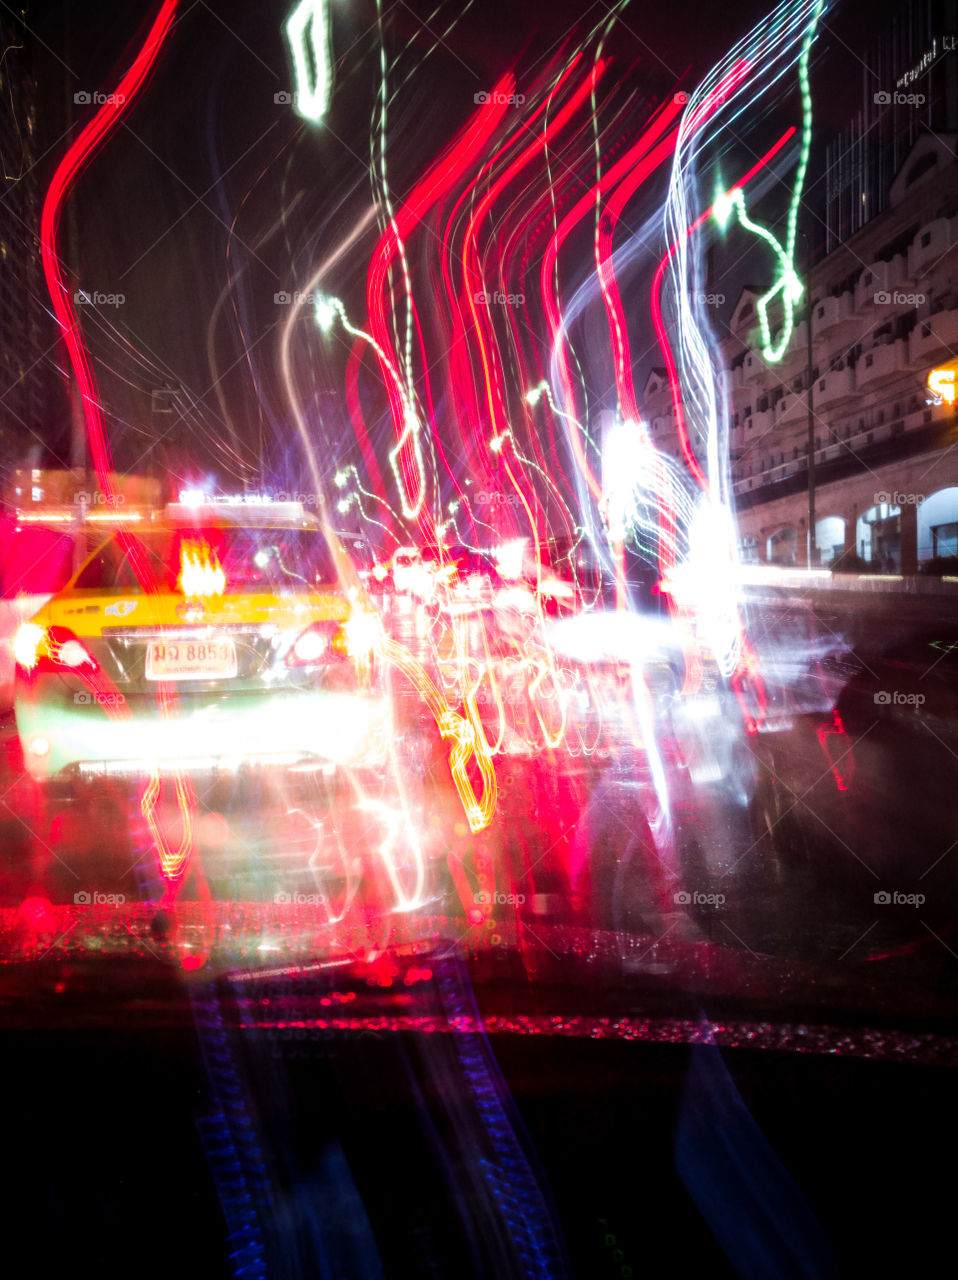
[285,621,348,667]
[15,624,98,675]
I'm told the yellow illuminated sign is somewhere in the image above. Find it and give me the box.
[929,365,958,404]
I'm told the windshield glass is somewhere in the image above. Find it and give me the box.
[72,526,339,594]
[1,526,76,598]
[7,0,958,1275]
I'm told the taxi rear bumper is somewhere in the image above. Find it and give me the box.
[15,684,391,780]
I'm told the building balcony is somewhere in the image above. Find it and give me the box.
[909,308,958,365]
[744,408,774,435]
[775,391,808,425]
[854,256,910,313]
[814,365,856,408]
[779,319,809,366]
[908,218,952,278]
[854,339,907,390]
[811,292,854,341]
[742,349,766,382]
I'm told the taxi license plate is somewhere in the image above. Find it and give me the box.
[146,639,237,680]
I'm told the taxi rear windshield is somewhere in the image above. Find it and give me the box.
[74,527,339,594]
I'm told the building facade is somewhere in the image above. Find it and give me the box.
[826,0,958,249]
[642,131,958,573]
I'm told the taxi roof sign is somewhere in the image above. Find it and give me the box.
[165,495,310,524]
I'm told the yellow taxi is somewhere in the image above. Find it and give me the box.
[14,496,387,782]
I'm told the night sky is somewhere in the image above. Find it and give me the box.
[14,0,909,489]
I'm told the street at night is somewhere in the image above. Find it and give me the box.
[1,1,958,1276]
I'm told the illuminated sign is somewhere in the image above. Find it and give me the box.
[897,37,956,89]
[928,365,957,403]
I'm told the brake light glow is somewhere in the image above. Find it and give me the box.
[343,611,380,660]
[14,624,98,673]
[14,623,46,670]
[286,621,345,666]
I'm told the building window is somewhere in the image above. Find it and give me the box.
[933,522,958,557]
